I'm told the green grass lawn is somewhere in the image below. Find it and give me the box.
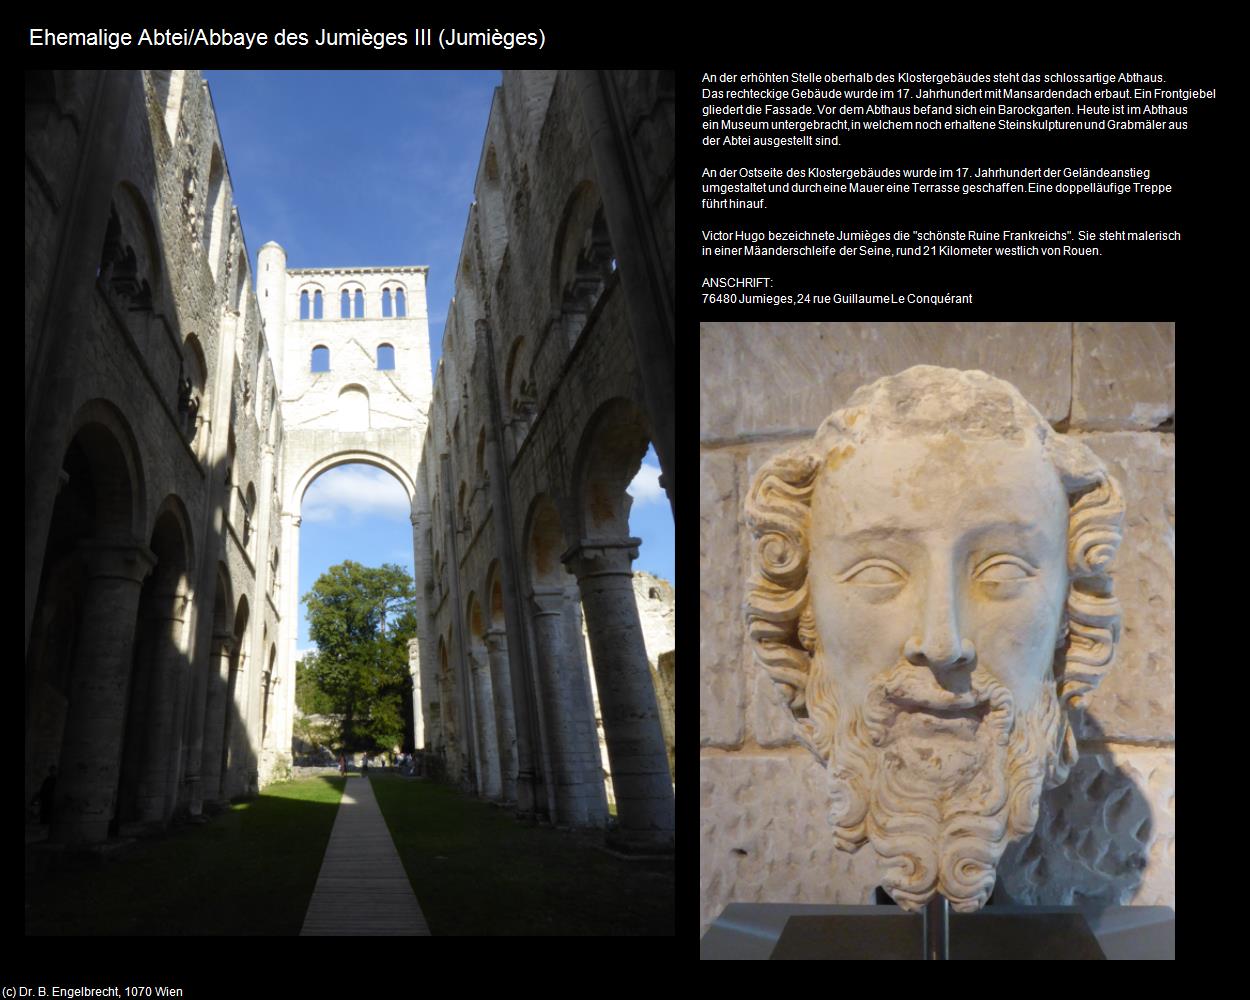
[26,776,345,935]
[369,772,674,935]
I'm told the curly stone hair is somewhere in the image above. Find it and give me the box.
[744,367,1123,783]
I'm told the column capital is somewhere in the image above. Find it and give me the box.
[210,633,234,657]
[79,540,157,583]
[281,511,301,527]
[484,626,508,652]
[409,512,422,527]
[529,586,565,616]
[561,538,640,578]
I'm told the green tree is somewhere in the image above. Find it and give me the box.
[300,561,417,754]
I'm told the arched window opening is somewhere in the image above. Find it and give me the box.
[311,345,330,373]
[341,289,350,318]
[313,289,323,320]
[382,288,392,317]
[354,289,364,318]
[395,287,406,317]
[377,344,395,371]
[300,290,310,320]
[203,149,226,277]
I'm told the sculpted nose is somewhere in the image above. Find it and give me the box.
[904,568,974,671]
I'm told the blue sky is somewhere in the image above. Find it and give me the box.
[202,72,674,651]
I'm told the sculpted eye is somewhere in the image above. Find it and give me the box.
[975,557,1035,583]
[840,560,907,586]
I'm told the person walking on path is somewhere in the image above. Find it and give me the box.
[338,753,346,776]
[361,755,369,776]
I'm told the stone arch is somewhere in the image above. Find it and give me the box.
[435,634,456,760]
[565,396,674,848]
[233,248,248,314]
[485,561,506,629]
[298,280,327,321]
[99,182,163,314]
[465,591,501,797]
[549,181,613,334]
[65,398,147,542]
[262,644,278,746]
[203,147,226,278]
[147,70,185,141]
[522,491,607,826]
[572,396,651,542]
[182,332,209,437]
[115,497,194,831]
[213,562,233,636]
[477,144,508,271]
[290,450,415,514]
[338,279,366,318]
[480,560,518,802]
[525,492,572,590]
[218,594,250,799]
[22,400,134,821]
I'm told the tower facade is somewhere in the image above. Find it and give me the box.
[266,255,433,787]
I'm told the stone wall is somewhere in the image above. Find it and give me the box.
[25,70,285,841]
[699,322,1174,933]
[412,71,676,850]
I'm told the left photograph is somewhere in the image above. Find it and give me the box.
[25,69,674,936]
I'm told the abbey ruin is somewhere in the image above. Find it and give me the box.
[25,70,674,851]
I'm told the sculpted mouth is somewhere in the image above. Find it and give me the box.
[892,698,990,723]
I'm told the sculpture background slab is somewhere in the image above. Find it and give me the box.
[698,324,1174,935]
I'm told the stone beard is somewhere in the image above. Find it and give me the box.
[810,656,1062,911]
[745,366,1123,913]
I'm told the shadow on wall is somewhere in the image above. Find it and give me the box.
[997,712,1168,912]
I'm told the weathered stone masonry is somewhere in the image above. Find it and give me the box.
[415,71,676,851]
[26,70,284,840]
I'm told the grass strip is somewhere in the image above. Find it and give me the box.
[369,772,673,935]
[26,775,346,935]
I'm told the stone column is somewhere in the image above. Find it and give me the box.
[279,512,301,773]
[135,587,191,824]
[408,637,424,750]
[470,648,502,799]
[484,627,518,803]
[563,539,673,850]
[529,588,607,826]
[224,644,250,796]
[199,634,233,805]
[51,540,156,846]
[182,622,210,817]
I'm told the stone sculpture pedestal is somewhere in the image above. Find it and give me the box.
[770,907,1105,960]
[701,903,1176,960]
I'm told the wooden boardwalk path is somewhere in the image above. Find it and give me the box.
[300,775,431,936]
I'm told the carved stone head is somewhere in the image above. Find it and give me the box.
[745,366,1123,911]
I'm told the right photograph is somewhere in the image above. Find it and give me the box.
[699,323,1174,946]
